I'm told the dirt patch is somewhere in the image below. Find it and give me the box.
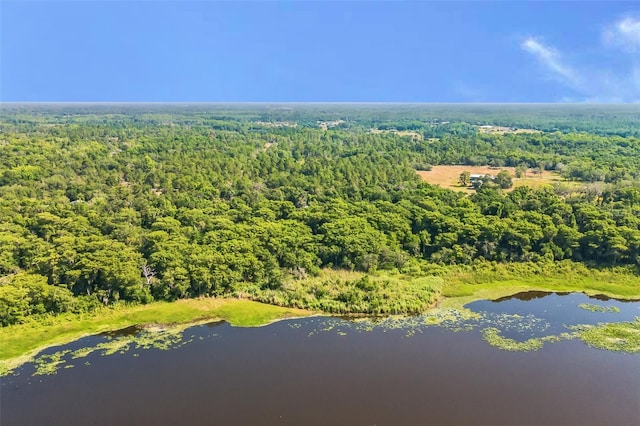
[478,125,542,135]
[370,129,423,140]
[255,121,297,128]
[317,120,345,130]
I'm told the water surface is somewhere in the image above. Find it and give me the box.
[2,293,639,425]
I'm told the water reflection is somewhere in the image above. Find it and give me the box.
[204,320,225,329]
[588,293,640,302]
[494,290,569,302]
[468,292,639,329]
[494,290,640,303]
[99,325,142,338]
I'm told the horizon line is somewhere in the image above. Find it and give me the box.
[1,101,637,106]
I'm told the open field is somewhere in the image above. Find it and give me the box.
[478,125,542,135]
[417,165,560,193]
[255,121,297,128]
[317,119,345,130]
[370,128,424,140]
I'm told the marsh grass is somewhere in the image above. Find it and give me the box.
[249,269,443,314]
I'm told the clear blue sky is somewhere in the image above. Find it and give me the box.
[2,1,639,102]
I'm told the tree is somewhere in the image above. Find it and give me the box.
[141,264,156,287]
[495,170,513,189]
[459,171,471,186]
[319,218,386,271]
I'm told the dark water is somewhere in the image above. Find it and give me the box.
[2,294,639,426]
[467,291,640,339]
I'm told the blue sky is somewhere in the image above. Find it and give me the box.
[1,1,639,102]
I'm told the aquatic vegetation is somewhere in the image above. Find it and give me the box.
[304,296,639,353]
[480,328,574,352]
[27,324,201,375]
[98,339,132,356]
[578,303,620,313]
[33,350,71,376]
[71,346,99,360]
[303,308,554,346]
[575,319,640,353]
[481,328,545,351]
[482,312,551,336]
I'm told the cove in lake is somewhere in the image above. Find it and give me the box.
[2,292,639,425]
[467,291,640,339]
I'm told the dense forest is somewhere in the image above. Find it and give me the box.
[1,104,639,324]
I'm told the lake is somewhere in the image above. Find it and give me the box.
[2,292,639,425]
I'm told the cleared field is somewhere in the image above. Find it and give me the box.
[255,121,297,128]
[317,120,345,130]
[370,129,423,140]
[417,165,560,193]
[478,125,542,135]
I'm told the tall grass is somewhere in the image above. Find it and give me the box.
[245,269,443,315]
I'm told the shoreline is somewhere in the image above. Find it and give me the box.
[0,298,314,376]
[3,279,640,376]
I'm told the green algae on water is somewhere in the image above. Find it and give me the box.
[575,319,640,353]
[578,303,620,313]
[28,324,199,375]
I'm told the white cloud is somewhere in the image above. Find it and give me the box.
[520,38,581,86]
[521,16,640,103]
[604,17,640,51]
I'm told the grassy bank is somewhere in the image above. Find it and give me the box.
[0,298,311,376]
[438,261,640,309]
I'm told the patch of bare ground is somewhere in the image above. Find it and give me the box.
[478,125,542,135]
[317,120,345,130]
[255,121,297,128]
[370,129,423,140]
